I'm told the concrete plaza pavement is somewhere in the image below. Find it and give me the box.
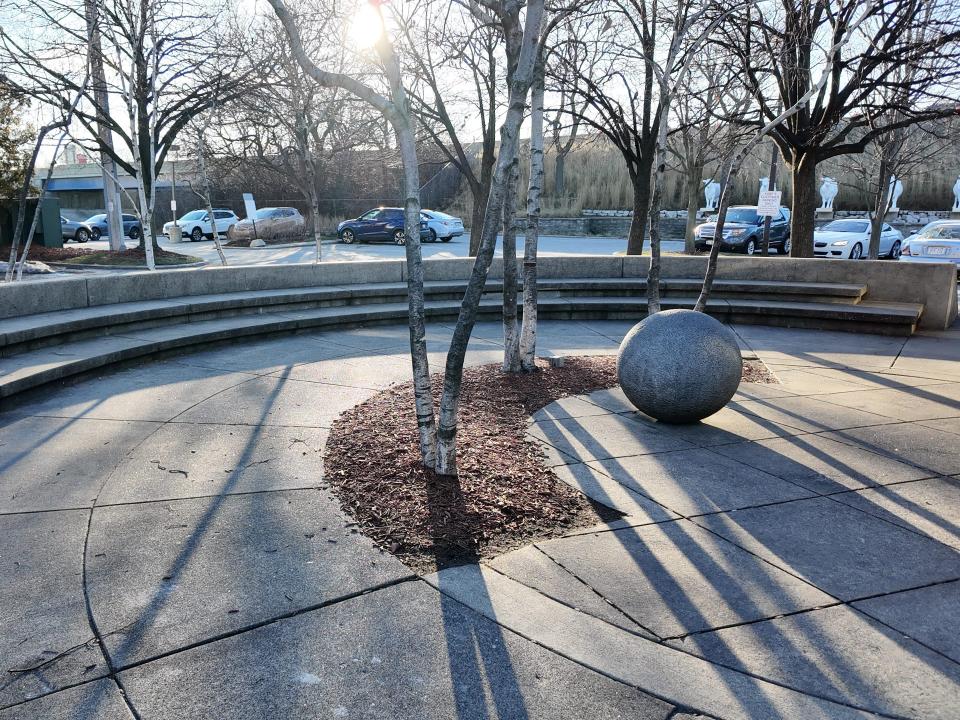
[1,318,959,718]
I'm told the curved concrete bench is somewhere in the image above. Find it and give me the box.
[0,255,953,403]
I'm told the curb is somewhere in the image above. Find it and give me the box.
[46,260,208,271]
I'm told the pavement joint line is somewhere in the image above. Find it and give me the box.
[436,563,910,720]
[527,542,663,641]
[809,425,950,479]
[109,574,420,675]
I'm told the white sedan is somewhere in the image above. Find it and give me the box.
[163,209,239,242]
[421,210,465,242]
[813,219,903,260]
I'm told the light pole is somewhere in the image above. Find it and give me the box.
[170,144,180,223]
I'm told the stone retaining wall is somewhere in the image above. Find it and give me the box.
[3,256,954,330]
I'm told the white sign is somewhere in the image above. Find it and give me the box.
[242,192,257,220]
[170,199,177,211]
[757,190,782,217]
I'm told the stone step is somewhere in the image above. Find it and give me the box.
[0,295,922,403]
[0,278,868,357]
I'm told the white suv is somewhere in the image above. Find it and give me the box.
[163,209,239,242]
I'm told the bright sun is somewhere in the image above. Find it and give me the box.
[347,1,385,50]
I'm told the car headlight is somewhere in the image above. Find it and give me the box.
[831,240,848,246]
[727,229,746,237]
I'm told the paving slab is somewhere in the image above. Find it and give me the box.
[580,387,638,413]
[535,520,833,639]
[97,423,327,505]
[585,449,815,516]
[487,545,650,635]
[526,413,696,464]
[7,361,254,422]
[853,580,960,664]
[923,416,960,437]
[643,405,808,446]
[119,580,674,720]
[174,374,375,427]
[695,496,960,600]
[0,510,107,708]
[829,477,960,550]
[0,416,158,513]
[892,332,960,380]
[830,422,960,475]
[816,383,960,422]
[671,603,960,719]
[709,433,932,494]
[0,679,133,720]
[531,395,625,422]
[731,395,900,433]
[771,368,878,396]
[549,461,679,523]
[85,490,412,667]
[425,564,874,719]
[730,324,906,370]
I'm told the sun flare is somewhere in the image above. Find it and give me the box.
[347,1,384,50]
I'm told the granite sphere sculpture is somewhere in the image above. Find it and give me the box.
[617,309,742,423]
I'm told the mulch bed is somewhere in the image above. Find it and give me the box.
[324,355,779,574]
[1,245,199,266]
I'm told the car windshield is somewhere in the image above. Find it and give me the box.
[254,208,277,219]
[725,208,759,224]
[86,214,106,223]
[821,220,868,233]
[920,224,960,239]
[181,210,206,221]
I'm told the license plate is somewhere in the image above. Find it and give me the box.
[927,246,948,255]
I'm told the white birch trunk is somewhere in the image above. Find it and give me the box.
[501,157,521,372]
[519,61,545,370]
[435,0,546,476]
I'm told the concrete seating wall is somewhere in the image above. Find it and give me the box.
[1,255,956,330]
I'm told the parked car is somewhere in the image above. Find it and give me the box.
[84,213,143,241]
[226,207,305,243]
[899,220,960,271]
[163,208,239,241]
[694,206,791,255]
[813,218,903,259]
[421,209,465,242]
[61,216,93,243]
[337,207,430,245]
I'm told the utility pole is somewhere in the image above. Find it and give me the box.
[170,144,179,223]
[83,0,124,251]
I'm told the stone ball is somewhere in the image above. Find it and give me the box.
[617,309,742,423]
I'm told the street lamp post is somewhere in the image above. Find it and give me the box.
[170,144,180,223]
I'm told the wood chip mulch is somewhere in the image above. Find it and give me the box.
[324,355,779,574]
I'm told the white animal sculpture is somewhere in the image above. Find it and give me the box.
[953,176,960,212]
[759,177,770,193]
[819,177,838,210]
[888,176,904,212]
[703,180,721,211]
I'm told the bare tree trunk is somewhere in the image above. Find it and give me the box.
[554,153,566,197]
[436,0,545,476]
[626,163,652,255]
[197,134,227,266]
[6,125,54,281]
[694,158,741,312]
[520,64,545,371]
[501,157,521,372]
[684,162,703,254]
[788,152,817,258]
[868,151,896,260]
[647,104,671,315]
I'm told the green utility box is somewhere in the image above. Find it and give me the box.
[0,197,63,248]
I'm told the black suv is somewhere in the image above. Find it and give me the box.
[337,207,430,245]
[694,206,791,255]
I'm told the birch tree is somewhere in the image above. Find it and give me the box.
[267,0,437,468]
[519,49,545,370]
[434,0,546,474]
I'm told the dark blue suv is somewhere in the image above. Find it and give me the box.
[337,207,430,245]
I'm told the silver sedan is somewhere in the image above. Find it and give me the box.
[899,220,960,271]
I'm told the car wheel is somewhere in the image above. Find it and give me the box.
[393,229,406,245]
[429,228,437,242]
[129,227,141,241]
[341,229,356,244]
[90,228,102,242]
[777,235,791,255]
[888,240,901,259]
[850,242,863,260]
[191,227,203,242]
[441,237,451,243]
[744,239,756,256]
[75,228,89,243]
